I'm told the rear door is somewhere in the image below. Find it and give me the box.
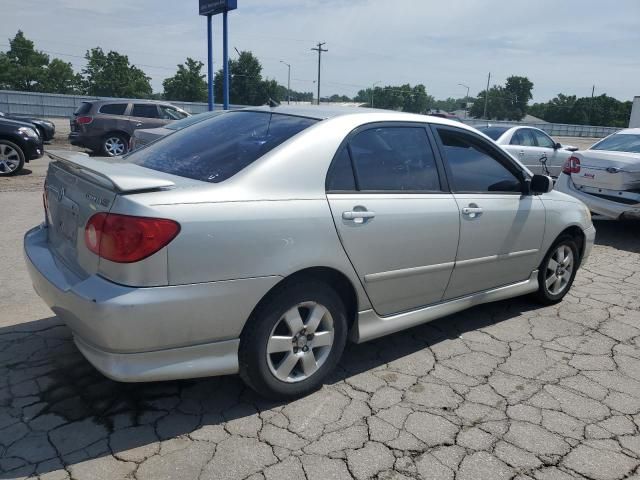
[433,126,545,300]
[129,104,165,132]
[506,128,543,173]
[326,123,460,316]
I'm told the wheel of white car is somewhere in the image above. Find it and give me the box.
[0,140,25,176]
[534,235,579,305]
[239,280,348,399]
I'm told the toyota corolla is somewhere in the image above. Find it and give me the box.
[24,106,595,398]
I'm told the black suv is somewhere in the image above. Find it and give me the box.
[68,100,190,156]
[0,117,44,176]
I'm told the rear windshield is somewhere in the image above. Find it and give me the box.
[128,111,318,183]
[478,127,509,141]
[74,102,93,115]
[591,133,640,153]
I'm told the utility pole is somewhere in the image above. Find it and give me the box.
[280,61,291,104]
[206,14,214,110]
[311,42,327,105]
[590,85,596,125]
[483,72,491,120]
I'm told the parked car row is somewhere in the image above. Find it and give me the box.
[0,111,55,142]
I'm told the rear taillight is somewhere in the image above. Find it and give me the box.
[76,116,93,125]
[562,156,581,175]
[85,213,180,263]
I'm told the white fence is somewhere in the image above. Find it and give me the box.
[462,118,620,138]
[0,89,622,138]
[0,90,223,117]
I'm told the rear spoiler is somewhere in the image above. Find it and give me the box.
[47,150,175,193]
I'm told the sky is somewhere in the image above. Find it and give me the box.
[2,0,639,103]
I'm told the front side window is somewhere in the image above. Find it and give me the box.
[99,103,128,116]
[160,105,189,120]
[532,129,555,148]
[131,104,160,118]
[510,129,536,146]
[348,127,440,191]
[128,111,317,183]
[437,128,523,193]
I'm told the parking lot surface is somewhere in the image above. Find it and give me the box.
[2,149,640,480]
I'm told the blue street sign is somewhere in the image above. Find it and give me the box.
[199,0,237,16]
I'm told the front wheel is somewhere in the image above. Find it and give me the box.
[239,281,348,399]
[534,236,579,305]
[0,140,25,176]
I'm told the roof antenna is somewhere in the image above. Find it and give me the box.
[267,98,280,108]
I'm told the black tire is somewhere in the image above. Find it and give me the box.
[239,280,348,399]
[101,133,129,157]
[533,235,580,305]
[0,140,25,176]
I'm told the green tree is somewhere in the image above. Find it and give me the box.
[162,58,207,102]
[83,47,152,98]
[214,51,275,105]
[528,93,631,127]
[361,83,433,113]
[41,58,82,94]
[503,76,534,120]
[470,86,510,119]
[0,30,49,91]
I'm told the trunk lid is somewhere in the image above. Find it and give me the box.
[572,150,640,191]
[44,151,186,278]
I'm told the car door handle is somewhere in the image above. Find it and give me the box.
[462,207,483,214]
[342,210,376,223]
[518,150,525,156]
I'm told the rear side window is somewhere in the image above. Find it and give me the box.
[74,102,92,115]
[326,148,356,191]
[99,103,128,115]
[128,111,317,183]
[437,128,522,193]
[159,105,189,120]
[348,127,440,191]
[132,104,160,118]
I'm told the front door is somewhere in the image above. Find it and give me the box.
[326,125,460,316]
[433,126,545,300]
[129,103,166,131]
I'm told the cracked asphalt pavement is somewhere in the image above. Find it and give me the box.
[2,156,640,480]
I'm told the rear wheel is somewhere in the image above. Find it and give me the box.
[0,140,25,176]
[239,281,348,399]
[102,133,128,157]
[534,236,579,305]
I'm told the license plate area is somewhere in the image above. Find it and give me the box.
[49,193,80,246]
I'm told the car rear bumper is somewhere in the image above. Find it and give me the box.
[24,224,281,381]
[556,174,640,220]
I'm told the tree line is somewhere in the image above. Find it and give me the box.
[0,31,632,127]
[0,31,312,105]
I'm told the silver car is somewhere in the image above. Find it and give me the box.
[24,106,595,398]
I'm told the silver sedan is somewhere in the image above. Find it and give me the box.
[24,106,595,398]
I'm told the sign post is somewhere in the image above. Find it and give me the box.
[199,0,237,111]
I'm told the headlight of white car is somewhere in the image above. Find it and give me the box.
[18,126,39,139]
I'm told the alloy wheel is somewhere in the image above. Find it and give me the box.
[104,137,126,156]
[0,144,21,174]
[266,301,335,383]
[545,244,574,295]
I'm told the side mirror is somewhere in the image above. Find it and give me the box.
[566,145,579,152]
[530,174,554,194]
[554,142,562,150]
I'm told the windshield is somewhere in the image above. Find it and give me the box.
[478,127,509,141]
[591,133,640,153]
[128,111,318,183]
[166,110,225,131]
